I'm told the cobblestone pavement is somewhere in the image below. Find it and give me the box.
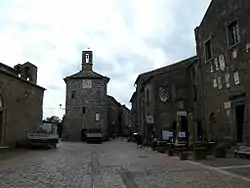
[0,140,250,188]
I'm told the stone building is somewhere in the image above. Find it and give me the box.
[129,92,138,132]
[63,50,110,141]
[120,105,132,137]
[130,56,202,141]
[107,95,120,137]
[107,96,132,137]
[195,0,250,143]
[0,62,45,147]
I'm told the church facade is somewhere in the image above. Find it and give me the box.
[63,50,110,141]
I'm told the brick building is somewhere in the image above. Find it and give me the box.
[0,62,45,147]
[63,50,110,141]
[195,0,250,142]
[130,56,203,141]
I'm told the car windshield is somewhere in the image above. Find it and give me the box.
[87,128,101,134]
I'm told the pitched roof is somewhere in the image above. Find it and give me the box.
[64,70,110,82]
[0,67,46,91]
[129,92,136,103]
[107,95,121,106]
[134,56,198,85]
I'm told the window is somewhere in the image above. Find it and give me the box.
[71,91,76,99]
[204,39,213,61]
[233,71,240,85]
[85,54,90,63]
[82,107,86,114]
[96,90,101,101]
[227,20,240,46]
[95,113,100,121]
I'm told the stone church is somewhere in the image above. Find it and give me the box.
[63,50,110,141]
[0,62,45,147]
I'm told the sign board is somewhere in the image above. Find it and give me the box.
[146,115,154,124]
[177,111,187,116]
[219,55,225,71]
[162,130,173,140]
[178,132,186,138]
[224,101,231,109]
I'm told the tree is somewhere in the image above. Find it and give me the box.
[43,116,63,138]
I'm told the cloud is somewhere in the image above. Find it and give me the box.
[0,0,211,119]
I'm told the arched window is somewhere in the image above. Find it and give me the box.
[85,54,90,63]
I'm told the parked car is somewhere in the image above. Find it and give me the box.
[26,123,59,148]
[86,128,103,143]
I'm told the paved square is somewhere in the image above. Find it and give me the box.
[0,140,250,187]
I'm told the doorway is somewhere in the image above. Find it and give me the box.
[234,104,245,143]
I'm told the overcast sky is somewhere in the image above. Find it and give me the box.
[0,0,211,119]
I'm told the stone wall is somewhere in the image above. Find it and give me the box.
[195,0,250,141]
[120,105,131,136]
[129,92,137,132]
[0,70,44,147]
[131,57,200,139]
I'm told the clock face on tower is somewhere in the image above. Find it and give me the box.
[82,79,92,88]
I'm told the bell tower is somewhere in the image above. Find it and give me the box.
[82,50,93,71]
